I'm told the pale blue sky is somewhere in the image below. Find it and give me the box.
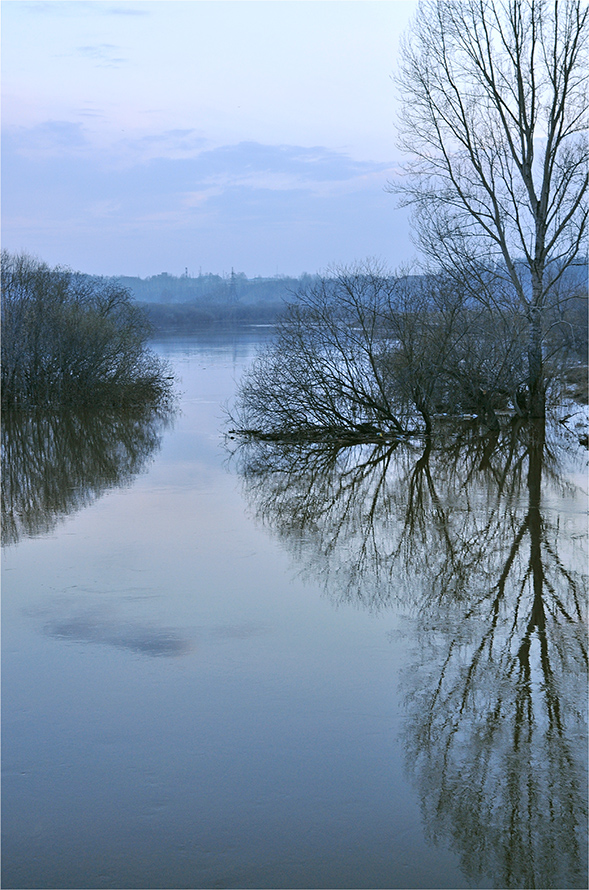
[2,1,418,277]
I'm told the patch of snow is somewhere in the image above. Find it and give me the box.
[554,399,589,444]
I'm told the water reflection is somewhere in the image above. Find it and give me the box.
[2,406,173,546]
[37,604,266,659]
[43,611,192,658]
[232,421,588,889]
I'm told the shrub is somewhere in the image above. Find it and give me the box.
[1,252,173,409]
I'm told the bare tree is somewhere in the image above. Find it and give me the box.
[229,261,529,440]
[395,0,588,417]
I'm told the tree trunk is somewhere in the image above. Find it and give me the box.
[527,286,545,420]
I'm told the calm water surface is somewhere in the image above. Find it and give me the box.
[2,331,587,889]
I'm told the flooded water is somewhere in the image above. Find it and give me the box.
[2,331,588,890]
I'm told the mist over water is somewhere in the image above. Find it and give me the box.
[2,331,587,890]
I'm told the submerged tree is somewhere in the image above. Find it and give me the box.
[230,261,542,439]
[394,0,588,418]
[1,251,174,410]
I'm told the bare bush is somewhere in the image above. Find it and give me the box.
[1,252,173,410]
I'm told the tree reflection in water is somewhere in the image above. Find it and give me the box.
[2,406,173,546]
[231,421,588,889]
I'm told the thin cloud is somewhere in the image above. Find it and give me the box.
[17,1,150,16]
[76,105,106,119]
[76,43,127,67]
[2,130,412,276]
[127,129,210,161]
[4,120,88,155]
[104,4,151,15]
[17,1,117,16]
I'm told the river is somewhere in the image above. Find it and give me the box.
[2,330,587,889]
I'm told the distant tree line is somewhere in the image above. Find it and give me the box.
[118,270,317,305]
[1,252,173,410]
[65,270,321,333]
[139,299,286,333]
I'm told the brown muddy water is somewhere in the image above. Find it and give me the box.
[2,330,587,889]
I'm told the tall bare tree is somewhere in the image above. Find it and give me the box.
[395,0,588,417]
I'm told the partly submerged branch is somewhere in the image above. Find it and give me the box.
[228,261,583,444]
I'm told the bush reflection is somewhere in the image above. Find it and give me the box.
[2,406,173,546]
[232,421,588,889]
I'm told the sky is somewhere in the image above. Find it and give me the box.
[2,1,419,278]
